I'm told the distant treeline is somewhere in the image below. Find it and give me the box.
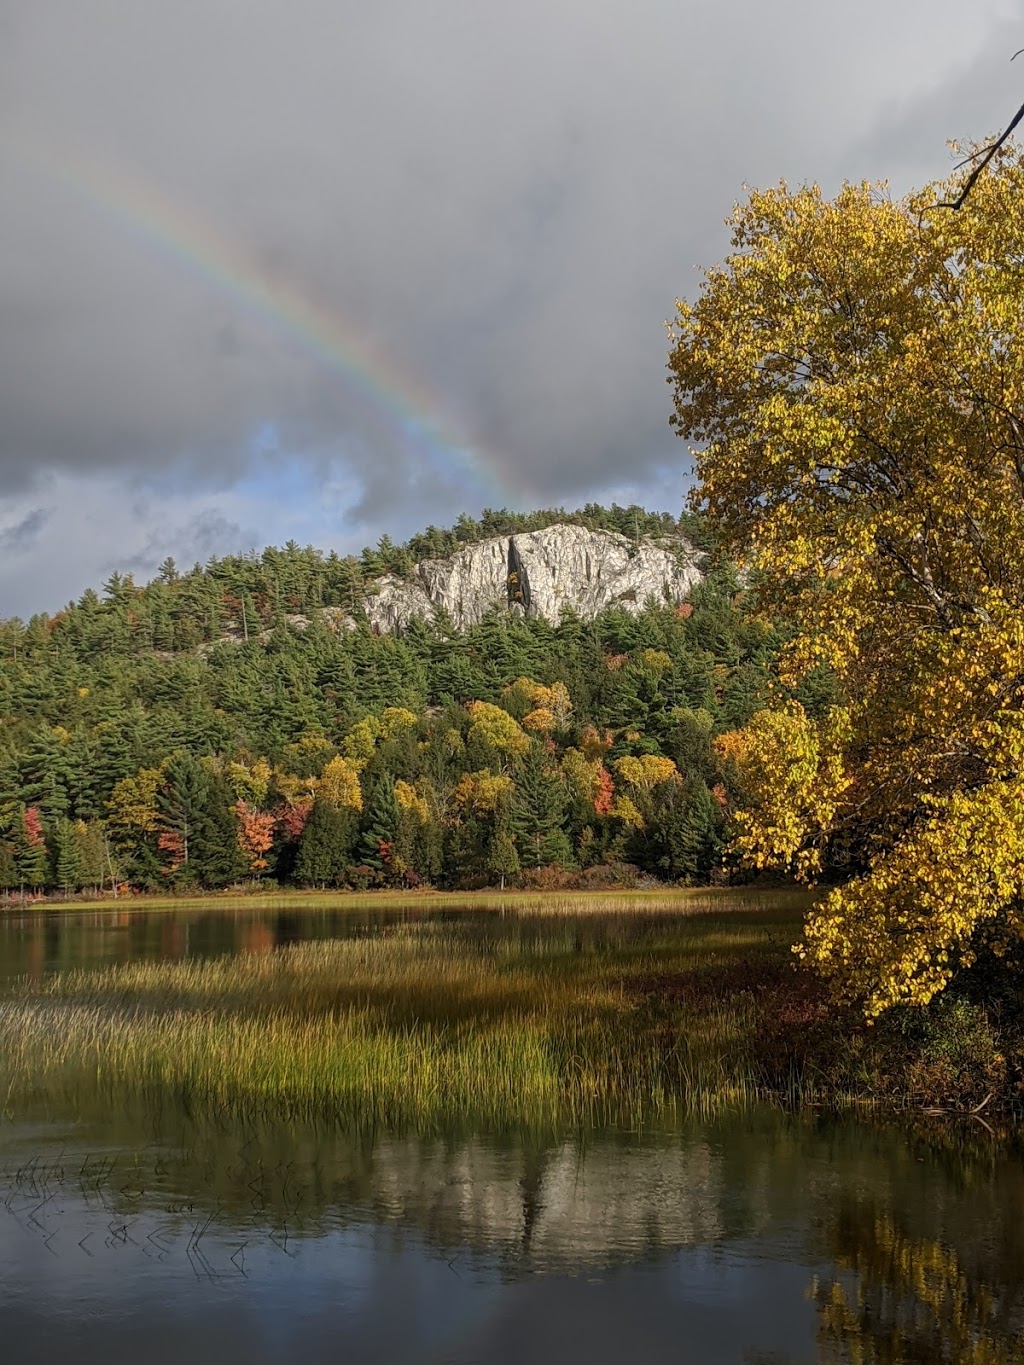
[1,503,709,658]
[0,507,829,894]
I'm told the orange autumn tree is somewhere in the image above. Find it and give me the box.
[669,145,1024,1016]
[235,800,276,873]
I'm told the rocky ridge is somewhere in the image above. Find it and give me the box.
[204,523,705,649]
[359,522,704,633]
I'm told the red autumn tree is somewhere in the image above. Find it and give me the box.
[22,807,45,848]
[157,830,186,876]
[277,800,313,844]
[235,800,276,872]
[593,766,615,816]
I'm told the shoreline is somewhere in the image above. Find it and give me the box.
[3,888,1012,1118]
[0,883,807,916]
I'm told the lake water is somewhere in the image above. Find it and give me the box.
[1,903,1022,1364]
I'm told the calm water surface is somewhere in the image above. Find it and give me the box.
[1,903,1022,1364]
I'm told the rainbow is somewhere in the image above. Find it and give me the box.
[4,131,522,506]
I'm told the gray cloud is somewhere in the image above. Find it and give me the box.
[0,507,50,553]
[851,18,1024,183]
[114,508,255,581]
[0,0,1019,611]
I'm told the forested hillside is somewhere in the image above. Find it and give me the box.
[0,505,824,894]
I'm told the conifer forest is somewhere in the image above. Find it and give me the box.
[0,505,823,895]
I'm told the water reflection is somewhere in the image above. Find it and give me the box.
[1,903,1023,1362]
[0,903,439,984]
[0,896,788,986]
[1,1105,1022,1363]
[815,1197,1024,1364]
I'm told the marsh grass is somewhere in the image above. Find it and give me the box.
[0,899,821,1127]
[7,886,806,917]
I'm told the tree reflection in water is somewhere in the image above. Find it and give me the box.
[2,1096,1023,1363]
[814,1197,1024,1365]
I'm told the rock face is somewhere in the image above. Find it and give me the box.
[360,523,703,633]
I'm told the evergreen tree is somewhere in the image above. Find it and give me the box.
[75,820,109,892]
[0,748,21,809]
[488,823,520,889]
[358,779,400,881]
[89,715,140,803]
[416,816,445,887]
[0,840,16,892]
[192,772,247,888]
[652,779,723,881]
[156,752,210,880]
[719,661,770,729]
[19,726,73,823]
[448,815,489,886]
[54,817,82,894]
[510,744,572,868]
[295,799,357,886]
[14,808,50,892]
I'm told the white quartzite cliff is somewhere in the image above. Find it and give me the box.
[360,523,704,633]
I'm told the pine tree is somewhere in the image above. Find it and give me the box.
[295,798,357,886]
[447,815,488,886]
[0,748,21,809]
[75,820,108,892]
[55,817,82,894]
[192,773,248,888]
[653,779,722,881]
[358,779,400,880]
[510,744,572,868]
[488,822,520,889]
[19,726,73,823]
[0,841,16,893]
[681,780,723,880]
[14,808,50,893]
[156,752,209,880]
[90,713,142,801]
[416,816,445,887]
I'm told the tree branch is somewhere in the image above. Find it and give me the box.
[938,52,1024,209]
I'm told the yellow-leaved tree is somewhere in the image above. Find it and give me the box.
[668,145,1024,1016]
[318,756,363,812]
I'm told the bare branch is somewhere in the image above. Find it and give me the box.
[938,50,1024,209]
[939,105,1024,208]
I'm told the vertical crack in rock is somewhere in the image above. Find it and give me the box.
[507,536,530,614]
[356,524,705,635]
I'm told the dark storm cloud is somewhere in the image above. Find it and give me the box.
[0,0,1018,608]
[0,507,49,553]
[115,508,255,580]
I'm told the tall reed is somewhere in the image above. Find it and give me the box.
[0,905,804,1127]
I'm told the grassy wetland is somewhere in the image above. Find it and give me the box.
[0,891,836,1128]
[4,893,1024,1365]
[2,888,1015,1130]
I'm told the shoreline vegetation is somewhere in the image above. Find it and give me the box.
[2,891,1019,1125]
[0,882,793,915]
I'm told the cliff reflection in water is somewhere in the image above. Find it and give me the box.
[1,1105,733,1273]
[2,1104,1024,1362]
[2,1104,1022,1262]
[368,1134,727,1268]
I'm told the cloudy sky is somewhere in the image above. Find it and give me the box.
[0,0,1020,616]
